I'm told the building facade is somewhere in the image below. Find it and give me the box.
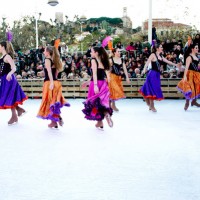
[142,18,192,38]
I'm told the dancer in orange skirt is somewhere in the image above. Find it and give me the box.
[177,43,200,111]
[108,48,130,111]
[37,46,70,128]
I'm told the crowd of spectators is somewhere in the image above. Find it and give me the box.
[13,34,200,81]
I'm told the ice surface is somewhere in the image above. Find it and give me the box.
[0,99,200,200]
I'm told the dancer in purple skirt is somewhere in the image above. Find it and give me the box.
[82,46,113,129]
[139,43,180,112]
[0,41,27,125]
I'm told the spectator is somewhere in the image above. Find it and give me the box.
[115,41,124,50]
[152,25,157,41]
[126,42,135,58]
[193,34,200,48]
[183,35,193,65]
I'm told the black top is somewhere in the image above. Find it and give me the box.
[91,58,106,81]
[111,57,123,76]
[44,58,57,81]
[151,53,163,72]
[189,55,199,72]
[0,54,11,76]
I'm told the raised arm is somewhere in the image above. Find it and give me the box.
[162,56,180,68]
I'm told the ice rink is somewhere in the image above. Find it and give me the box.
[0,98,200,200]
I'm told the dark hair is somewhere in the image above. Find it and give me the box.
[151,43,162,53]
[0,41,7,49]
[0,41,15,58]
[92,46,110,70]
[112,47,121,55]
[188,43,198,54]
[190,43,198,49]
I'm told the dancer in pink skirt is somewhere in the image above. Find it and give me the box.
[82,46,113,129]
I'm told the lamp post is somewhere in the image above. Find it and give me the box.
[81,22,83,54]
[76,20,83,54]
[47,0,59,46]
[80,22,83,54]
[2,16,7,36]
[47,0,59,6]
[35,12,41,49]
[148,0,152,44]
[2,16,6,24]
[35,16,38,49]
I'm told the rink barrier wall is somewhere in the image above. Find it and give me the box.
[17,78,184,99]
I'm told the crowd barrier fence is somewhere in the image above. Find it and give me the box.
[17,78,184,99]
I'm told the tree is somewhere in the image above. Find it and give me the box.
[0,17,8,41]
[11,16,36,51]
[88,17,123,26]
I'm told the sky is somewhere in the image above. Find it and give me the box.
[0,0,200,30]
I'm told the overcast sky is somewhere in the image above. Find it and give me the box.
[1,0,199,30]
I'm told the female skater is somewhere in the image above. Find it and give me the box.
[139,43,180,112]
[177,43,200,110]
[0,41,27,125]
[108,48,130,111]
[37,46,70,128]
[82,46,113,129]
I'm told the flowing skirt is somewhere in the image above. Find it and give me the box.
[108,73,125,101]
[0,74,28,109]
[82,80,113,121]
[37,80,70,121]
[177,70,200,100]
[139,70,164,100]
